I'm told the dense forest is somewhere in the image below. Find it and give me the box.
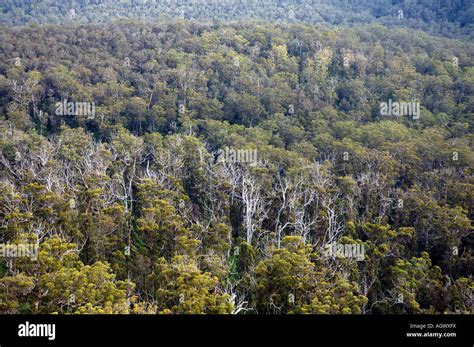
[1,0,473,38]
[0,2,472,315]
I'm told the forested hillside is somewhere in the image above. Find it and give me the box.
[1,21,472,314]
[0,5,472,315]
[1,0,473,38]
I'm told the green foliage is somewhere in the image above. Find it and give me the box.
[255,236,367,314]
[1,0,472,39]
[0,236,131,314]
[0,13,472,315]
[151,255,233,314]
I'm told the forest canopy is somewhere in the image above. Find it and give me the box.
[0,2,472,315]
[0,0,473,39]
